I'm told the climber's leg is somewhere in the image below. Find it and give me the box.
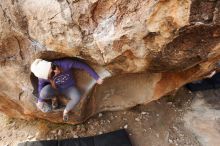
[39,84,58,100]
[61,86,81,121]
[62,86,81,112]
[37,84,59,113]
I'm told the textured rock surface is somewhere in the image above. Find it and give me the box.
[0,0,220,124]
[184,89,220,146]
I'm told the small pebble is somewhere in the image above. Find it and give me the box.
[173,126,178,131]
[51,130,57,134]
[98,113,103,117]
[168,139,173,143]
[124,124,128,129]
[27,135,35,140]
[57,129,63,136]
[123,118,127,121]
[135,118,140,122]
[167,102,172,105]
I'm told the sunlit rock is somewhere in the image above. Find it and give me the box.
[0,0,220,124]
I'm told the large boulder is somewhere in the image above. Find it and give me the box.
[0,0,220,124]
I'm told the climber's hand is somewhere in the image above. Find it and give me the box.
[96,78,103,85]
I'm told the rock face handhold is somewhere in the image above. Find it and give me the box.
[0,0,220,124]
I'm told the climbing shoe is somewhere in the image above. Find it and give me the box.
[36,101,52,113]
[63,113,69,122]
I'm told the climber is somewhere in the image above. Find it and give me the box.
[30,58,103,122]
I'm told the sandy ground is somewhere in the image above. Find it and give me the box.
[0,87,220,146]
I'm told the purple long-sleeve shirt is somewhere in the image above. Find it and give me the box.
[38,59,100,99]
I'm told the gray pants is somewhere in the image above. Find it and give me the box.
[39,85,81,112]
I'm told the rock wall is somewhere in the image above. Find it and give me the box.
[0,0,220,124]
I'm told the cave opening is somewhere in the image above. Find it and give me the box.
[29,51,111,109]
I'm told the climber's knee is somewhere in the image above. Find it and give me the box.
[39,84,57,100]
[62,86,81,111]
[63,86,81,100]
